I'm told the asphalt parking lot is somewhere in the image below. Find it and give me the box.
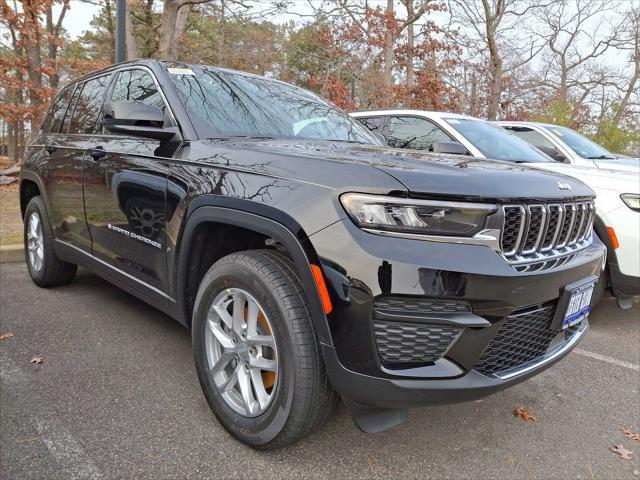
[1,262,638,480]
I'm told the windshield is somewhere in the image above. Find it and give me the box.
[443,118,551,163]
[542,125,616,159]
[167,66,379,144]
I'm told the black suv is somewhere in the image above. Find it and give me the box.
[20,60,605,449]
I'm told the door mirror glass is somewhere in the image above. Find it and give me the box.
[538,146,568,163]
[103,101,178,141]
[429,141,468,155]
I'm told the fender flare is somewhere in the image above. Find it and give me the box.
[175,201,333,347]
[19,171,48,218]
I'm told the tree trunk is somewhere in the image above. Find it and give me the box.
[104,0,116,63]
[158,0,191,60]
[482,0,501,120]
[125,1,139,60]
[217,0,225,64]
[383,0,394,87]
[405,0,414,86]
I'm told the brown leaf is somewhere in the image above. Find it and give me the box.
[0,332,14,340]
[622,427,640,442]
[30,356,42,364]
[513,405,538,422]
[610,444,633,460]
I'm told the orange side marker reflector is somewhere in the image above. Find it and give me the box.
[310,264,333,314]
[607,226,619,249]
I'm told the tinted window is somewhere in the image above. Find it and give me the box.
[387,116,451,150]
[443,118,551,163]
[61,86,82,133]
[168,66,379,144]
[41,86,74,133]
[506,127,557,150]
[68,75,110,134]
[357,116,388,135]
[111,70,165,110]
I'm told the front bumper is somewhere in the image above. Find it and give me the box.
[310,219,605,407]
[321,321,588,408]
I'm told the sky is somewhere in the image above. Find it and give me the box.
[57,0,632,73]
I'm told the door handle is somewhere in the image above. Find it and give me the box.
[89,146,106,160]
[45,146,57,155]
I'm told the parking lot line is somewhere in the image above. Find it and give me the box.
[573,348,640,371]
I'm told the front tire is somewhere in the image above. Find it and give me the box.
[192,249,338,449]
[23,196,77,287]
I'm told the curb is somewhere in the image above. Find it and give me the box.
[0,244,24,263]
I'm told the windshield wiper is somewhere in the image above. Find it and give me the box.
[586,155,616,159]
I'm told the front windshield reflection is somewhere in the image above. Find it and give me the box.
[542,125,616,159]
[444,118,551,163]
[168,67,378,145]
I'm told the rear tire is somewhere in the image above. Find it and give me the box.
[192,249,338,449]
[23,196,77,287]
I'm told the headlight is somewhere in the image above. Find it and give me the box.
[340,193,496,237]
[620,193,640,212]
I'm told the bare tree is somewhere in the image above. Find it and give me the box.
[534,0,617,112]
[449,0,545,120]
[610,4,639,128]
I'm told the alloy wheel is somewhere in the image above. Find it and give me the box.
[27,212,44,272]
[205,288,278,417]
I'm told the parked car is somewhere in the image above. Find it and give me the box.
[351,110,638,308]
[495,121,639,170]
[21,61,605,449]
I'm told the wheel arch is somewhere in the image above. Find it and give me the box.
[175,202,333,347]
[19,172,45,219]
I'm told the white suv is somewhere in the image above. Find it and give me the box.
[351,110,640,308]
[495,121,639,171]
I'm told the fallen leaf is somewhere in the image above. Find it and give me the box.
[622,427,640,442]
[30,356,42,364]
[513,405,538,422]
[610,444,633,460]
[0,332,14,340]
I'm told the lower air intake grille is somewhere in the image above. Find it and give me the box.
[374,321,461,368]
[474,303,579,376]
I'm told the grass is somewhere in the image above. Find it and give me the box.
[0,183,22,246]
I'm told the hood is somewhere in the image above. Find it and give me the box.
[532,162,640,195]
[220,139,595,202]
[593,157,640,172]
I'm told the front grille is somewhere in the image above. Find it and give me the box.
[374,321,461,367]
[374,297,471,314]
[500,201,595,264]
[474,303,580,376]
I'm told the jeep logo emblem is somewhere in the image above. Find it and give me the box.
[557,181,572,191]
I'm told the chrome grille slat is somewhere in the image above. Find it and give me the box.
[541,204,562,251]
[500,200,595,269]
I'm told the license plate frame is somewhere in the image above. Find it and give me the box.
[552,276,598,331]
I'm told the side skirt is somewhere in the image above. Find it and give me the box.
[53,240,184,324]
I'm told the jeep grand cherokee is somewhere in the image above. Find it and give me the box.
[20,60,605,449]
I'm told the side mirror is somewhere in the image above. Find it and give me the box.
[538,146,568,163]
[103,101,178,141]
[429,141,468,155]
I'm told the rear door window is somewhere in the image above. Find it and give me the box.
[68,75,111,134]
[61,85,82,134]
[41,86,74,133]
[387,116,452,150]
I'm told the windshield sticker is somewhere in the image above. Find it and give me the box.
[167,67,195,75]
[553,129,563,136]
[447,119,460,124]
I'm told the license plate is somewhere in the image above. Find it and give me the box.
[562,282,595,329]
